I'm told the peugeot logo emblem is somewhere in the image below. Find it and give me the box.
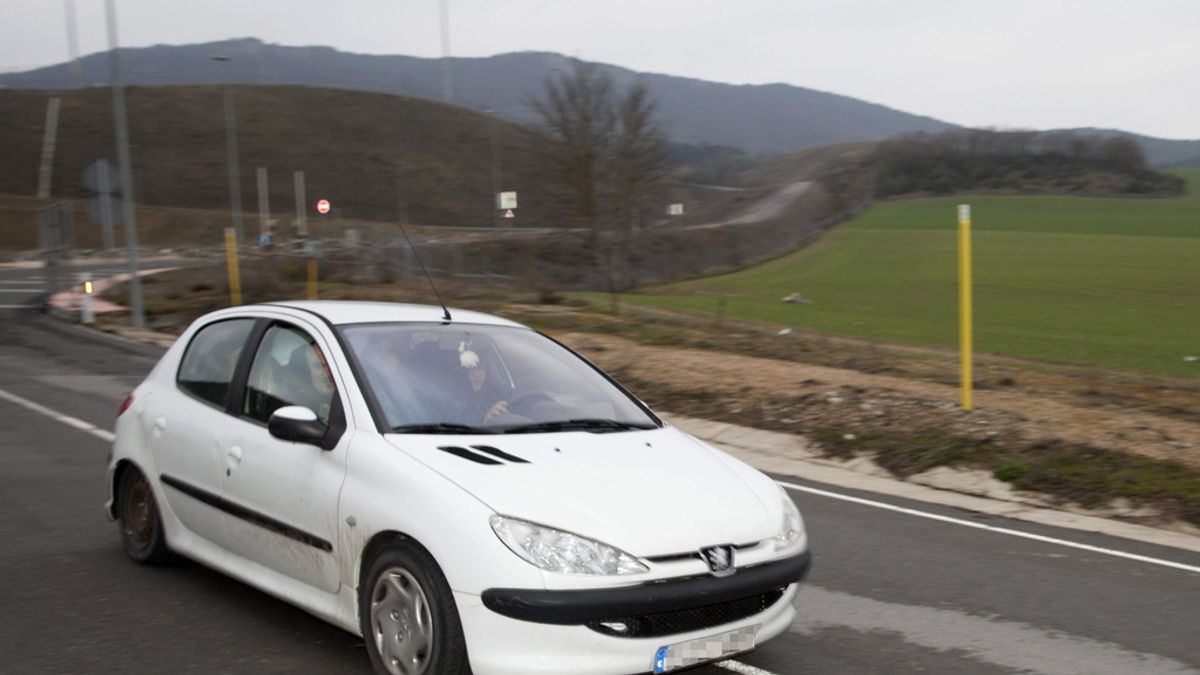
[699,545,736,577]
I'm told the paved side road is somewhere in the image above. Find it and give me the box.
[1,309,1197,674]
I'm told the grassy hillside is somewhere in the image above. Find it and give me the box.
[616,170,1200,377]
[0,85,559,228]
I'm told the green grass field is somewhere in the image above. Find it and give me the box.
[619,170,1200,377]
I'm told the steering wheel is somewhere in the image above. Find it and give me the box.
[506,391,553,416]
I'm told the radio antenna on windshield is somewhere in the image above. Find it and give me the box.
[397,222,451,322]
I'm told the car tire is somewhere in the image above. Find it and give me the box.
[360,540,470,675]
[116,466,173,565]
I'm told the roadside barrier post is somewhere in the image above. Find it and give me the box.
[224,227,242,306]
[958,204,973,411]
[307,257,318,299]
[79,273,94,325]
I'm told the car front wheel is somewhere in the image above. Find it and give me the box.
[361,540,469,675]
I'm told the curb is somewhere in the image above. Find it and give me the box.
[663,413,1200,555]
[29,308,170,359]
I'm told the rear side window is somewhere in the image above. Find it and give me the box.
[177,319,255,409]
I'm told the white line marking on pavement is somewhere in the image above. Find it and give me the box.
[0,304,33,309]
[717,660,778,675]
[778,481,1200,575]
[0,385,116,443]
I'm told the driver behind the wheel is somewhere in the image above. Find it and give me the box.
[457,342,507,425]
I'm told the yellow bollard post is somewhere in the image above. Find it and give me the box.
[957,204,973,411]
[307,257,318,300]
[224,227,242,306]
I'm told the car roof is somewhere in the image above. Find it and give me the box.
[264,300,526,328]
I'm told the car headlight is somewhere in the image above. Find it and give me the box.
[775,491,805,551]
[489,515,648,575]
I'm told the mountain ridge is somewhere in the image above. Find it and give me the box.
[2,38,1196,166]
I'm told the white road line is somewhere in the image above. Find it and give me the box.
[0,304,33,309]
[778,480,1200,575]
[0,385,116,443]
[717,660,778,675]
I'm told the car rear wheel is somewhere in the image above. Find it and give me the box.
[361,541,469,675]
[116,466,173,564]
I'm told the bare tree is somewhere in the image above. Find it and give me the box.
[613,82,671,235]
[533,61,671,291]
[532,61,616,229]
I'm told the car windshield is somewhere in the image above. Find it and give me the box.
[341,323,659,434]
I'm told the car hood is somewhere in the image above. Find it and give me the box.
[384,425,778,557]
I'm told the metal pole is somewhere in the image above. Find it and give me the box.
[438,0,453,102]
[224,227,242,306]
[957,204,974,411]
[256,166,270,242]
[223,86,244,245]
[65,0,83,88]
[104,0,144,329]
[488,110,500,228]
[293,170,307,239]
[36,97,62,198]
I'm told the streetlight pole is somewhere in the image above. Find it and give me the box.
[439,0,453,103]
[104,0,144,328]
[212,56,244,246]
[487,110,500,228]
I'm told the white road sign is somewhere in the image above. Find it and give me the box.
[497,191,518,210]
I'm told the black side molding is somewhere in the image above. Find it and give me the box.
[483,550,811,625]
[160,474,333,552]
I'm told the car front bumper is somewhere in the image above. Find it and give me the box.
[460,550,810,674]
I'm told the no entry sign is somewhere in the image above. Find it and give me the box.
[316,199,331,214]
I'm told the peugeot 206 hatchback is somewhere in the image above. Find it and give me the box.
[106,301,811,675]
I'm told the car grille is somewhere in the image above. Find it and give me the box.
[585,588,785,638]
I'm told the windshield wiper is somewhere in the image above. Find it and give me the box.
[501,419,657,434]
[390,423,493,435]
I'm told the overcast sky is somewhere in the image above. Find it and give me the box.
[3,0,1197,139]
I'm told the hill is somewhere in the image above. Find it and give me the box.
[0,39,954,156]
[0,84,559,228]
[4,39,1197,167]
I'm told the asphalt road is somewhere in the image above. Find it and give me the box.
[1,296,1198,674]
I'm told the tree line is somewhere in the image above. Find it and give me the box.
[873,129,1183,197]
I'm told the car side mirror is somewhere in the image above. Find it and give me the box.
[268,405,327,447]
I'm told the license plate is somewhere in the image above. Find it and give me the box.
[652,624,758,672]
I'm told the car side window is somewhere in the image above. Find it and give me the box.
[177,318,255,409]
[243,324,337,425]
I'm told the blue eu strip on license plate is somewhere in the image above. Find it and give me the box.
[652,624,758,672]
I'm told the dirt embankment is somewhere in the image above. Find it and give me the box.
[562,332,1200,469]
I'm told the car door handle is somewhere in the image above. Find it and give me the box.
[153,416,167,431]
[227,446,243,462]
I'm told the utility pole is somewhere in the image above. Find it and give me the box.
[212,56,244,246]
[64,0,83,88]
[36,97,62,198]
[256,166,270,243]
[439,0,454,102]
[488,110,501,228]
[104,0,144,329]
[293,170,307,239]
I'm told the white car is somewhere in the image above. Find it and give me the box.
[106,301,811,675]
